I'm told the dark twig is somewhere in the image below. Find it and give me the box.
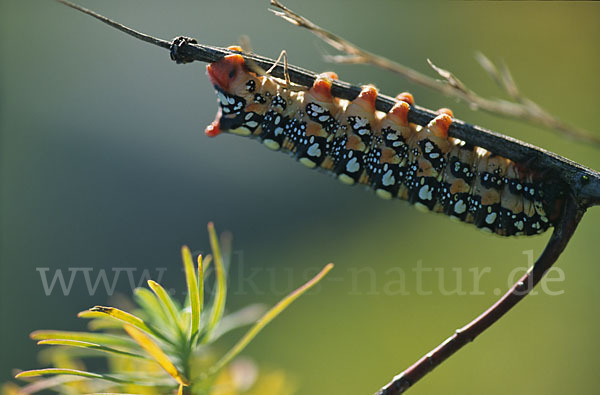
[56,0,600,210]
[55,0,171,50]
[269,0,600,148]
[374,194,584,394]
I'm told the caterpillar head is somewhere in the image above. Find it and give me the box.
[207,52,248,93]
[206,50,260,137]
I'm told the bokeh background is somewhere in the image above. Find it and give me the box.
[2,1,600,394]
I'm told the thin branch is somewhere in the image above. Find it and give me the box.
[55,0,170,50]
[374,193,584,394]
[55,0,600,210]
[268,0,600,148]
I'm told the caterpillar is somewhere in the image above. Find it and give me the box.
[204,47,566,237]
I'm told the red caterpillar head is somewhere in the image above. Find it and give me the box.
[206,52,247,93]
[205,48,262,137]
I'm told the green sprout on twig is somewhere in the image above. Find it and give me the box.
[6,223,333,394]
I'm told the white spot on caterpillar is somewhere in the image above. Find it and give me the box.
[307,143,322,158]
[515,221,524,231]
[429,153,439,159]
[274,127,283,136]
[418,185,433,201]
[424,142,434,153]
[245,113,254,120]
[318,115,330,122]
[217,92,228,103]
[382,170,395,186]
[454,200,467,214]
[346,157,360,173]
[353,117,368,128]
[309,103,324,113]
[485,212,497,224]
[245,121,258,129]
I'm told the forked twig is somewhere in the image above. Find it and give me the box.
[269,0,600,147]
[54,1,597,393]
[375,193,584,394]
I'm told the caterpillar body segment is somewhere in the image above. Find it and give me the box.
[205,53,565,236]
[296,74,340,168]
[330,85,378,185]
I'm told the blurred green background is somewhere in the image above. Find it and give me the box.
[1,1,599,394]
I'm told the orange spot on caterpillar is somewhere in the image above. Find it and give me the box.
[395,92,414,106]
[416,159,435,177]
[309,76,334,102]
[320,71,338,80]
[346,134,365,151]
[205,119,222,137]
[481,189,501,206]
[500,189,521,211]
[380,147,399,164]
[427,114,452,138]
[487,156,510,174]
[356,85,378,112]
[320,156,334,170]
[306,122,326,137]
[450,179,469,194]
[206,54,246,91]
[388,101,410,126]
[245,103,265,113]
[227,45,243,51]
[437,108,454,118]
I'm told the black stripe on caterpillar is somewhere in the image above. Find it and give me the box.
[204,49,566,237]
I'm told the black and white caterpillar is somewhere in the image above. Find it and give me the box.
[204,48,566,237]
